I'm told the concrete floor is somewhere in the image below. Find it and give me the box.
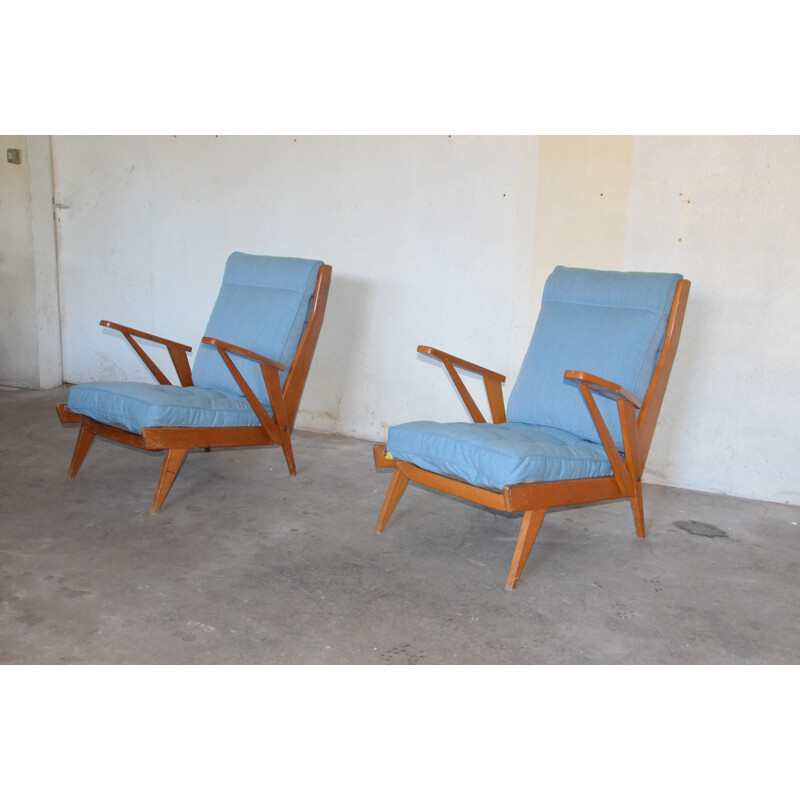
[1,385,798,664]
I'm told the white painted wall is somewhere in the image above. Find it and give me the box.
[49,135,800,505]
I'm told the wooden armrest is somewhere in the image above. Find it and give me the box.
[417,345,506,424]
[564,371,642,409]
[417,346,506,382]
[202,337,285,372]
[102,320,193,386]
[101,320,192,351]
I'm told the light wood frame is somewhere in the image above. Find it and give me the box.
[374,279,690,590]
[57,264,332,513]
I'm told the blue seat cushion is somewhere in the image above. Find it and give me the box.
[191,253,322,405]
[506,267,681,450]
[386,421,613,491]
[67,382,266,434]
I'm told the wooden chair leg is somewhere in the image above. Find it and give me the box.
[279,434,297,477]
[67,424,96,480]
[506,509,546,591]
[631,480,646,539]
[375,468,409,532]
[151,449,187,514]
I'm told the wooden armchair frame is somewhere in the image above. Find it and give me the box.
[374,278,690,590]
[57,264,332,513]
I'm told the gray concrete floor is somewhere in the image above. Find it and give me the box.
[1,385,799,664]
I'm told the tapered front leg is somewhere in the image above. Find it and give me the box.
[375,468,409,532]
[67,424,96,480]
[506,509,546,590]
[151,449,187,514]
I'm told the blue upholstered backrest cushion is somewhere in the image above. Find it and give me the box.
[191,253,322,405]
[506,267,681,450]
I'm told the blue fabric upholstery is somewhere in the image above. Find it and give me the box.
[66,253,322,433]
[506,267,681,450]
[191,253,322,404]
[387,421,613,491]
[68,382,264,434]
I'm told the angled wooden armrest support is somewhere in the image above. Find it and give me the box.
[564,370,643,493]
[417,345,507,424]
[201,336,294,474]
[101,320,193,387]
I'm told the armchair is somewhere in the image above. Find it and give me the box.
[57,253,332,513]
[374,267,690,590]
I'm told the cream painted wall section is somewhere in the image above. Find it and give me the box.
[0,136,38,387]
[0,136,62,389]
[53,135,539,440]
[530,135,633,299]
[623,136,800,504]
